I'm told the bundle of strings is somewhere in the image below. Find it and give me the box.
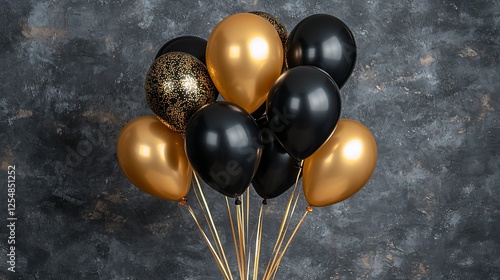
[180,163,312,280]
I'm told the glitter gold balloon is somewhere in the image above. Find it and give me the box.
[303,119,377,207]
[206,13,284,114]
[116,116,192,201]
[145,52,217,134]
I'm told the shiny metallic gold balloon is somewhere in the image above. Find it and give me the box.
[117,116,192,201]
[303,119,377,207]
[145,52,217,134]
[249,11,288,52]
[206,13,284,113]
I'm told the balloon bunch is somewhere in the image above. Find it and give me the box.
[117,12,377,280]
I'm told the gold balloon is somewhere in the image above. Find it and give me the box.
[206,13,284,113]
[249,11,288,51]
[303,119,377,207]
[145,52,217,134]
[117,116,192,201]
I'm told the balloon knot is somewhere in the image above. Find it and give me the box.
[295,160,304,168]
[262,199,268,205]
[235,198,242,205]
[178,198,188,206]
[306,206,313,212]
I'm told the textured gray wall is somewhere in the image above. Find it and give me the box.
[1,0,499,279]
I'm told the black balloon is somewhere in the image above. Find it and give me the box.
[286,14,356,89]
[185,102,262,198]
[155,36,208,64]
[252,118,301,199]
[266,66,341,160]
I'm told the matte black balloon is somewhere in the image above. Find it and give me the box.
[155,36,208,64]
[266,66,341,160]
[185,102,262,198]
[287,14,356,89]
[252,118,301,199]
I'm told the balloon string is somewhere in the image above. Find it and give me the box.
[269,207,312,280]
[288,173,303,221]
[226,197,243,278]
[262,192,295,280]
[236,204,247,279]
[290,160,304,221]
[185,204,231,280]
[193,173,233,280]
[238,194,247,279]
[263,161,303,280]
[247,247,251,280]
[252,203,264,280]
[241,203,248,280]
[262,198,294,279]
[191,181,222,264]
[246,189,251,280]
[246,189,250,258]
[240,193,247,261]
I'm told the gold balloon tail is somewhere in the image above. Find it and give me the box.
[262,160,303,280]
[192,173,233,280]
[269,206,313,280]
[182,202,231,280]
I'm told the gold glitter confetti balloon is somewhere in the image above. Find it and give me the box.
[145,52,217,134]
[206,13,284,114]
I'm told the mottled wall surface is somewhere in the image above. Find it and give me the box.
[1,0,499,279]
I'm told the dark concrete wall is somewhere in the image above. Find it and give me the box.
[0,0,499,279]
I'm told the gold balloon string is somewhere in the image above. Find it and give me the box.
[269,179,304,275]
[289,160,304,222]
[193,173,233,280]
[225,197,243,279]
[268,207,312,280]
[252,203,264,280]
[191,181,221,261]
[288,176,303,221]
[246,247,251,280]
[240,194,247,258]
[262,161,304,280]
[185,204,231,280]
[246,189,250,255]
[238,194,249,280]
[237,196,246,279]
[236,204,247,279]
[191,177,228,277]
[246,189,252,280]
[241,203,248,280]
[262,189,296,280]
